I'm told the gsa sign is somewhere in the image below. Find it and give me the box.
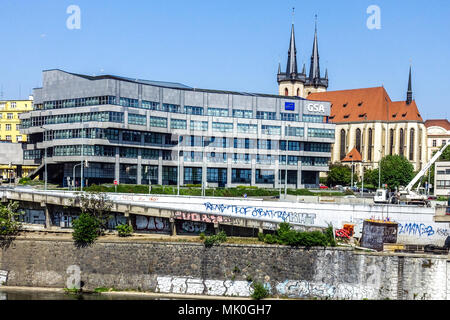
[285,102,295,111]
[306,103,325,113]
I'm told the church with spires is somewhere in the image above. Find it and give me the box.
[277,18,328,98]
[276,17,428,175]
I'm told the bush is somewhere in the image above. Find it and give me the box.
[251,282,269,300]
[116,223,133,237]
[204,231,227,247]
[0,202,23,238]
[72,212,100,246]
[199,232,206,240]
[258,222,335,248]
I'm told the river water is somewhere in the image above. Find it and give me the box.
[0,289,171,300]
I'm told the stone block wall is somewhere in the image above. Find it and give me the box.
[0,239,448,300]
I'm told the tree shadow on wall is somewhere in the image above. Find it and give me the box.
[0,233,18,250]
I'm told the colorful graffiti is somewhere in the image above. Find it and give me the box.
[133,216,170,232]
[174,211,231,224]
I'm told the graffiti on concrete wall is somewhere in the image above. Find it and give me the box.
[179,221,207,234]
[174,211,231,224]
[203,202,316,226]
[156,276,252,297]
[398,223,435,237]
[156,275,381,300]
[0,270,8,286]
[107,214,128,230]
[133,216,170,233]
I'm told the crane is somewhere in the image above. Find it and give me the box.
[398,138,450,206]
[374,138,450,206]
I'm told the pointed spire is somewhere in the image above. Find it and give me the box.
[309,15,321,83]
[302,63,306,75]
[278,62,281,75]
[406,65,413,105]
[325,68,328,80]
[286,22,298,76]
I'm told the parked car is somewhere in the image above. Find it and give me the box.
[319,184,329,189]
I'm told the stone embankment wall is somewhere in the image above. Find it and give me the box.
[0,239,449,300]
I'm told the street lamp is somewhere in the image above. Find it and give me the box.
[39,126,48,191]
[73,162,82,191]
[80,120,85,192]
[378,149,382,189]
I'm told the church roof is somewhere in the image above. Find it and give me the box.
[341,147,362,162]
[307,86,423,123]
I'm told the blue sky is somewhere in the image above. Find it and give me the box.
[0,0,449,120]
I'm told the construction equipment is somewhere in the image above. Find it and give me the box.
[375,138,450,206]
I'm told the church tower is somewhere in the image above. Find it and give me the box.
[278,15,328,98]
[277,15,307,97]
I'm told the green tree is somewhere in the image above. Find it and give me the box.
[0,202,23,248]
[379,155,414,189]
[326,164,352,187]
[363,168,380,188]
[72,192,113,246]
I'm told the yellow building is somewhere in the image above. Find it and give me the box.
[0,98,36,181]
[0,98,33,142]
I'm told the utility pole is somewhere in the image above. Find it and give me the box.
[80,120,84,192]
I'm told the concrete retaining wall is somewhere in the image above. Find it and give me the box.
[1,239,449,300]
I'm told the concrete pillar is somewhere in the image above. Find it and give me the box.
[297,162,302,189]
[42,203,51,229]
[251,157,256,186]
[170,217,176,236]
[158,150,163,185]
[226,158,232,188]
[137,150,142,185]
[115,147,120,183]
[214,222,220,235]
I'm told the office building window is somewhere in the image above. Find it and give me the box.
[303,115,324,123]
[170,119,187,129]
[212,122,233,132]
[285,126,304,137]
[261,125,281,135]
[208,108,228,117]
[281,113,299,122]
[128,113,146,126]
[256,111,276,120]
[184,106,204,115]
[150,116,167,128]
[233,109,253,119]
[190,120,208,131]
[237,123,257,134]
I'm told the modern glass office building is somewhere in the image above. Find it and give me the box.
[20,69,334,188]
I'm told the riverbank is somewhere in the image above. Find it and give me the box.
[0,286,255,300]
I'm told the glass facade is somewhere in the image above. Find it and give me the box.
[24,71,333,188]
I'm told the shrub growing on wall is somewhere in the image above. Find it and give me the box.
[116,223,133,237]
[72,212,100,246]
[72,192,113,246]
[0,201,23,246]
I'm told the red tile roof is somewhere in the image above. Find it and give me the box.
[308,87,423,123]
[341,147,362,162]
[424,119,450,131]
